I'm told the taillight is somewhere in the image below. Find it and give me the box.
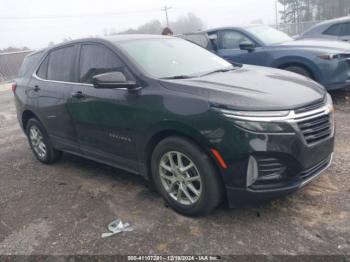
[11,82,17,93]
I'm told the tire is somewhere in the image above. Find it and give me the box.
[26,118,62,164]
[151,136,223,217]
[283,65,312,79]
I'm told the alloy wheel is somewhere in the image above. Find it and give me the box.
[29,125,47,159]
[159,151,202,205]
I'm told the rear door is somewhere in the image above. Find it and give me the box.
[181,33,215,52]
[67,43,139,171]
[29,45,79,151]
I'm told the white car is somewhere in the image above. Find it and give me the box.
[298,16,350,42]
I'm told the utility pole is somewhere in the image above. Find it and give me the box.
[275,0,279,29]
[161,5,172,27]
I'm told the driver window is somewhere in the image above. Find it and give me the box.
[79,44,130,84]
[221,31,253,50]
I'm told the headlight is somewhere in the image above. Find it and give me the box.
[216,108,291,121]
[232,120,294,133]
[213,108,295,133]
[326,93,334,113]
[220,110,290,118]
[318,53,350,60]
[213,93,332,134]
[325,93,335,133]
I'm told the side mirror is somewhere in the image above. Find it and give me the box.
[92,72,139,89]
[239,41,255,52]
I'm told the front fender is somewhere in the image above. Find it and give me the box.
[135,119,225,180]
[140,120,213,160]
[271,56,322,81]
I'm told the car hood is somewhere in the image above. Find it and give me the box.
[159,65,326,111]
[279,39,350,52]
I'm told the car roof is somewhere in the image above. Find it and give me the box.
[43,34,174,51]
[102,34,171,42]
[204,24,267,33]
[314,16,350,27]
[301,16,350,36]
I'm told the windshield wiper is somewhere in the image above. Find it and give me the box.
[200,68,236,77]
[161,75,194,80]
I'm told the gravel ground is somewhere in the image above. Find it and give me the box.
[0,83,349,255]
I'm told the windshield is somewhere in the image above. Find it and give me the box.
[246,26,292,45]
[117,38,232,79]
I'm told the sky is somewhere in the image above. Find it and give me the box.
[0,0,279,49]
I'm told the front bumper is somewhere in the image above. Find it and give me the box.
[225,154,333,207]
[321,58,350,90]
[209,97,335,207]
[326,80,350,91]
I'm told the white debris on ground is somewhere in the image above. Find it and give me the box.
[101,219,134,238]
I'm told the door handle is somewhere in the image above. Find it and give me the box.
[33,85,40,92]
[71,91,85,99]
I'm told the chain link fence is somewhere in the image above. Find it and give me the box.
[0,50,33,83]
[276,20,324,37]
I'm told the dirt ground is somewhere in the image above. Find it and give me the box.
[0,83,349,255]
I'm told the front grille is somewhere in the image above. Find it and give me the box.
[297,114,332,144]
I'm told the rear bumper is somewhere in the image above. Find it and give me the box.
[226,154,333,207]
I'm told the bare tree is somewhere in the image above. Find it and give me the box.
[0,46,30,54]
[106,13,205,36]
[170,13,205,34]
[279,0,350,23]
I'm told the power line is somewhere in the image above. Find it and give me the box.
[161,5,172,27]
[0,8,161,20]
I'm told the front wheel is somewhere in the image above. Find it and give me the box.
[283,65,312,79]
[151,137,223,217]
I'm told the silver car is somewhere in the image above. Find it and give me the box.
[298,16,350,42]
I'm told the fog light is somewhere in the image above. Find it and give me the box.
[247,156,258,187]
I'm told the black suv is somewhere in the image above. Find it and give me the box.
[14,35,334,216]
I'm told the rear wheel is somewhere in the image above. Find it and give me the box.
[26,118,62,164]
[151,136,223,216]
[283,65,312,79]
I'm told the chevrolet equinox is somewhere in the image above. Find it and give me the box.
[14,35,335,216]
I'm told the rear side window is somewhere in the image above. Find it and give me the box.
[44,46,76,82]
[184,34,210,49]
[37,56,48,79]
[18,52,41,77]
[340,22,350,36]
[323,24,342,36]
[79,44,124,84]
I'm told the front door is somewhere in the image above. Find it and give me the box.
[67,43,139,171]
[216,30,268,66]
